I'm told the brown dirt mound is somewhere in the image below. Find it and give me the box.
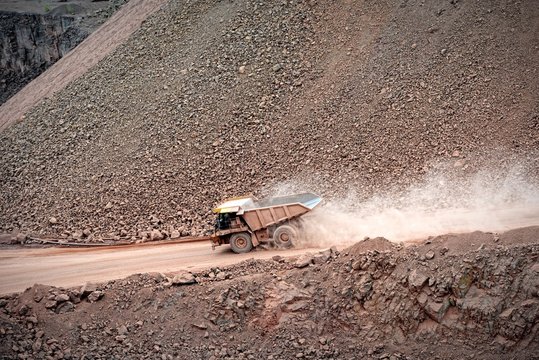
[500,226,539,245]
[346,236,399,256]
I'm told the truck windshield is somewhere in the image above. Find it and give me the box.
[216,213,233,230]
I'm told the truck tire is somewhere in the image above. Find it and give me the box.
[230,232,253,254]
[273,225,298,248]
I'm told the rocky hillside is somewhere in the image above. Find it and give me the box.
[0,0,538,241]
[1,227,538,359]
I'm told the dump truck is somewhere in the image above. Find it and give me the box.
[210,192,322,253]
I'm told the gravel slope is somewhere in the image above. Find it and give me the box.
[0,0,538,241]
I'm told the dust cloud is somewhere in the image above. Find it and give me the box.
[268,160,539,247]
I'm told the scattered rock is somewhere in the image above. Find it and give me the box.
[1,229,539,359]
[87,290,104,303]
[45,300,57,309]
[150,229,164,241]
[18,304,29,315]
[0,0,535,250]
[117,325,128,335]
[56,301,75,314]
[294,254,313,268]
[408,269,429,289]
[453,273,473,298]
[356,273,373,301]
[315,249,333,264]
[425,299,450,323]
[55,293,70,302]
[0,0,537,357]
[172,272,196,285]
[80,282,98,297]
[191,322,207,330]
[15,232,26,243]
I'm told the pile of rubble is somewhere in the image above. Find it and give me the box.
[1,228,538,359]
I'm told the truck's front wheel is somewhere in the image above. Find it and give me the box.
[230,232,253,254]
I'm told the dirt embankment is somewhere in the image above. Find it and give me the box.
[0,0,537,242]
[1,227,538,359]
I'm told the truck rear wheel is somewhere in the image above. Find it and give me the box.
[230,232,253,254]
[273,225,298,248]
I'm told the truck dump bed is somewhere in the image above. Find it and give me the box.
[241,193,321,231]
[253,193,322,210]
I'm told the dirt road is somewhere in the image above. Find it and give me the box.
[0,241,321,295]
[2,203,538,295]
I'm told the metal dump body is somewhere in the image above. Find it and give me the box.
[242,193,321,231]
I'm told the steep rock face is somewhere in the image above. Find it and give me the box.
[0,12,88,105]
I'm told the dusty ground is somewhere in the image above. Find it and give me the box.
[0,240,324,295]
[2,202,538,295]
[0,0,538,358]
[1,226,538,359]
